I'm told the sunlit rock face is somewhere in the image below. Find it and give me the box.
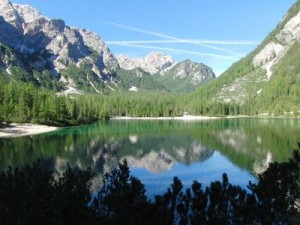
[162,60,215,84]
[253,10,300,80]
[117,52,176,75]
[0,0,119,81]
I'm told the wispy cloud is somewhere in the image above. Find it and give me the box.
[111,42,238,60]
[102,21,245,57]
[107,39,259,46]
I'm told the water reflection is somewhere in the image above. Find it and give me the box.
[122,142,214,173]
[253,151,273,174]
[0,118,299,195]
[132,151,256,197]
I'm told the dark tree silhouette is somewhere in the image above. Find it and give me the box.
[0,150,299,225]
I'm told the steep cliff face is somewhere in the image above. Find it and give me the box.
[253,6,300,80]
[0,0,119,92]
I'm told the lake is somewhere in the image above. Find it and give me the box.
[0,118,299,196]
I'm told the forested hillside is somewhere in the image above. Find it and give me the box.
[1,0,300,125]
[191,0,300,116]
[0,81,102,126]
[0,81,192,126]
[116,68,168,92]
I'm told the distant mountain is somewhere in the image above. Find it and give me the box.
[157,60,215,92]
[117,52,215,92]
[117,52,175,75]
[194,0,300,115]
[0,0,119,93]
[0,0,215,94]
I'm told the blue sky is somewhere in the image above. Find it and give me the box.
[12,0,296,75]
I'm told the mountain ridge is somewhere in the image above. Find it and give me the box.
[117,52,215,92]
[191,0,300,115]
[157,59,215,92]
[117,51,176,75]
[0,0,119,93]
[0,0,216,94]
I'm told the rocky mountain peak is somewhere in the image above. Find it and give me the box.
[117,51,176,75]
[166,59,215,80]
[144,51,173,63]
[0,0,23,30]
[0,0,119,90]
[117,51,215,92]
[12,3,44,24]
[79,29,119,70]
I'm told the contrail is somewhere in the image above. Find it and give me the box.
[107,39,258,46]
[110,42,238,61]
[102,21,244,56]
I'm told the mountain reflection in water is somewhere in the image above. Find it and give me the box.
[0,118,299,196]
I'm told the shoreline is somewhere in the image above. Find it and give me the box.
[111,115,300,120]
[111,115,222,121]
[0,123,58,138]
[0,115,296,138]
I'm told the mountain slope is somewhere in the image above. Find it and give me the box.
[0,0,119,93]
[157,60,215,92]
[193,0,300,115]
[116,68,168,92]
[0,1,216,94]
[0,42,62,90]
[117,52,215,92]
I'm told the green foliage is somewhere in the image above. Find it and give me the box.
[2,0,300,118]
[60,63,109,94]
[116,68,168,91]
[0,43,64,90]
[248,149,300,224]
[0,149,299,225]
[251,41,300,114]
[33,70,62,91]
[94,160,155,225]
[0,81,104,126]
[0,69,10,83]
[9,66,38,84]
[185,1,300,116]
[0,77,249,127]
[0,163,96,225]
